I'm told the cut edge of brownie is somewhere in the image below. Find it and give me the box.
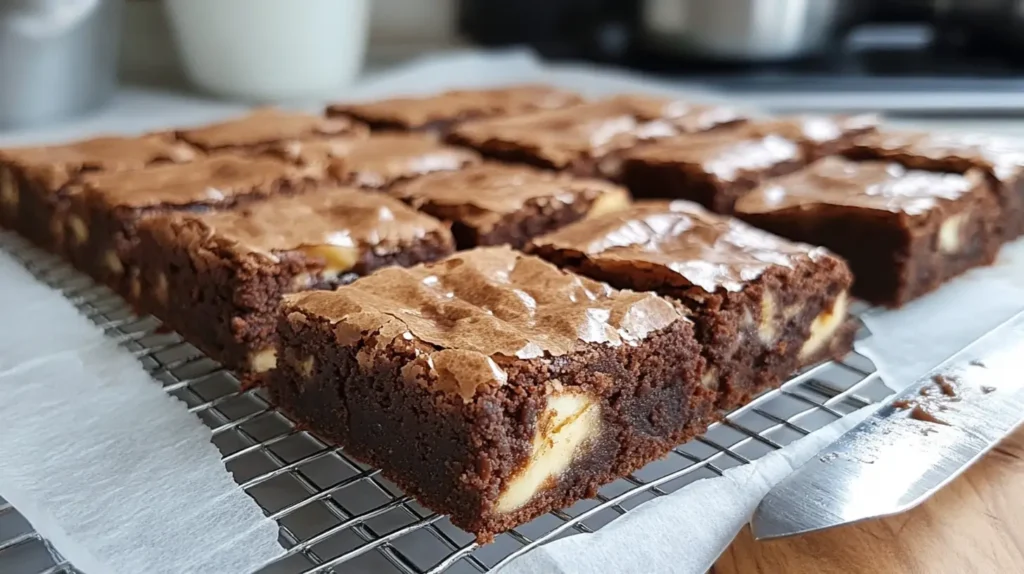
[133,214,455,376]
[844,143,1024,243]
[619,138,808,214]
[269,297,713,542]
[529,243,855,410]
[417,188,631,250]
[738,193,1002,308]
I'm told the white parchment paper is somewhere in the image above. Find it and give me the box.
[0,249,284,574]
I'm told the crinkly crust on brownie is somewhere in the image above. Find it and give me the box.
[276,133,481,189]
[65,154,323,294]
[0,134,198,190]
[0,134,198,250]
[77,154,320,209]
[388,162,631,248]
[325,84,584,132]
[529,200,854,408]
[844,129,1024,240]
[736,156,1001,306]
[619,127,806,213]
[269,247,712,539]
[741,114,878,160]
[447,95,747,178]
[176,108,368,152]
[135,187,454,374]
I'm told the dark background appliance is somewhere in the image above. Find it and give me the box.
[458,0,1024,115]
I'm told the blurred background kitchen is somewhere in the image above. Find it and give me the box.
[4,0,1024,131]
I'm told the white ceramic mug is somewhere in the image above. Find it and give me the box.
[164,0,369,102]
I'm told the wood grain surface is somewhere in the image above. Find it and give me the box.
[713,427,1024,574]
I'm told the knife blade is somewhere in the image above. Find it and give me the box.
[751,309,1024,541]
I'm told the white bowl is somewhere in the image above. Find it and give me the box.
[165,0,369,102]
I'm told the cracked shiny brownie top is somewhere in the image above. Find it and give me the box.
[176,108,367,151]
[158,186,453,261]
[449,95,746,169]
[742,114,878,151]
[327,85,583,130]
[388,162,629,231]
[0,134,198,189]
[848,129,1024,182]
[737,156,987,216]
[622,129,803,182]
[530,200,831,293]
[277,134,481,188]
[283,247,683,397]
[78,154,320,209]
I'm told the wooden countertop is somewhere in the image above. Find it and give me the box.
[713,427,1024,573]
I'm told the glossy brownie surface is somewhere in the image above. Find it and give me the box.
[389,162,631,248]
[177,108,367,151]
[327,85,583,131]
[277,133,480,188]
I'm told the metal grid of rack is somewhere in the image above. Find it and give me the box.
[0,231,894,574]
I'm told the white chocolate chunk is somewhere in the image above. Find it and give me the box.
[587,189,631,218]
[597,155,624,178]
[799,291,849,360]
[67,215,88,245]
[700,368,718,391]
[285,348,315,378]
[0,168,17,213]
[758,291,777,344]
[154,272,169,306]
[103,250,124,275]
[938,213,967,254]
[291,272,313,290]
[129,277,141,301]
[249,348,278,373]
[299,244,360,278]
[496,392,601,514]
[297,356,314,378]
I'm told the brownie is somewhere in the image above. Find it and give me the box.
[326,84,583,133]
[176,108,367,153]
[447,95,747,178]
[529,200,855,409]
[844,129,1024,241]
[388,162,632,249]
[268,247,714,540]
[741,113,879,160]
[65,154,323,297]
[0,134,197,253]
[618,128,807,214]
[275,133,481,189]
[135,187,454,376]
[735,156,1002,307]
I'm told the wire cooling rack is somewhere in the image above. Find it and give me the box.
[0,230,895,574]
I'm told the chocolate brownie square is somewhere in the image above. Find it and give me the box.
[618,115,877,214]
[447,95,747,178]
[388,162,632,249]
[326,84,583,133]
[268,246,713,540]
[135,187,454,376]
[529,200,854,409]
[275,133,481,189]
[845,129,1024,241]
[618,128,807,214]
[0,134,197,252]
[65,154,322,297]
[735,156,1002,307]
[176,108,367,153]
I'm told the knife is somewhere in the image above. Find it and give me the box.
[751,309,1024,541]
